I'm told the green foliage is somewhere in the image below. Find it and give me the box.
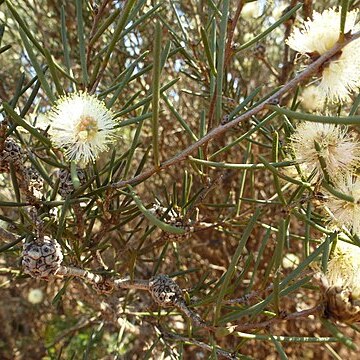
[1,0,360,359]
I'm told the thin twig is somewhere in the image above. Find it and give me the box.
[279,1,297,85]
[53,265,212,329]
[223,284,274,305]
[303,0,313,19]
[86,0,112,69]
[175,299,214,330]
[56,265,104,283]
[161,329,239,359]
[22,259,324,335]
[72,203,85,239]
[113,277,150,291]
[234,305,322,331]
[224,0,245,68]
[183,173,224,222]
[207,0,245,131]
[55,265,150,290]
[112,32,360,189]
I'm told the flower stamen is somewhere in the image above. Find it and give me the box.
[76,115,99,142]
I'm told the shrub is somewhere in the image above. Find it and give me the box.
[1,0,360,358]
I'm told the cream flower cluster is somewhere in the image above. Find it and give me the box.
[288,121,360,236]
[289,122,360,182]
[300,85,324,112]
[286,7,360,103]
[326,241,360,299]
[325,175,360,235]
[319,240,360,324]
[47,92,116,165]
[286,8,360,237]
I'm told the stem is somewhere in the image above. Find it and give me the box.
[234,305,322,331]
[161,329,239,359]
[113,278,150,291]
[112,32,360,189]
[55,265,151,291]
[56,266,104,283]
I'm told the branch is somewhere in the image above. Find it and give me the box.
[111,32,360,189]
[54,266,212,330]
[223,284,274,305]
[208,0,245,129]
[161,329,239,360]
[234,305,322,331]
[55,265,149,292]
[86,0,112,69]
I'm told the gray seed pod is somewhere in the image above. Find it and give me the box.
[148,203,179,223]
[57,168,86,198]
[149,274,183,307]
[23,166,43,197]
[0,139,23,172]
[149,204,193,241]
[22,236,63,279]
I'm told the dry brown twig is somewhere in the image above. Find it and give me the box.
[55,267,213,329]
[160,328,239,360]
[17,234,328,339]
[86,0,112,68]
[33,263,321,334]
[234,305,322,332]
[278,1,298,85]
[207,0,246,130]
[111,31,360,189]
[223,283,275,305]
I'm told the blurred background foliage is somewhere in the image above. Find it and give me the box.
[1,0,360,359]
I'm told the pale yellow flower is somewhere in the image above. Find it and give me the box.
[289,123,360,181]
[325,175,360,235]
[242,3,258,18]
[300,85,324,112]
[326,241,360,298]
[318,240,360,323]
[286,7,360,103]
[47,92,116,164]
